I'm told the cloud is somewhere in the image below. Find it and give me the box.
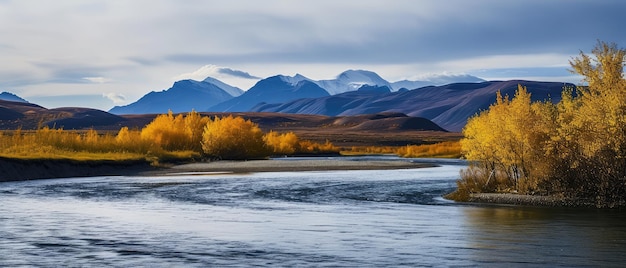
[0,43,13,50]
[217,67,260,79]
[158,1,625,67]
[102,92,126,104]
[83,77,111,84]
[0,1,624,109]
[173,65,260,81]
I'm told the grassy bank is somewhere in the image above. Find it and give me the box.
[0,156,156,182]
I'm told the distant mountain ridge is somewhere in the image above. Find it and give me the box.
[252,80,571,132]
[391,74,486,91]
[108,69,485,115]
[105,69,571,131]
[109,79,239,114]
[1,67,575,134]
[208,75,330,112]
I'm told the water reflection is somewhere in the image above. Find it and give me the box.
[463,206,626,266]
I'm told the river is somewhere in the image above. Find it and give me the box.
[1,157,625,267]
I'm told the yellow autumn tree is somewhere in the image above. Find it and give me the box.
[453,41,626,207]
[140,110,207,152]
[202,115,270,160]
[115,126,147,153]
[548,41,626,205]
[460,86,553,193]
[184,110,210,152]
[141,111,185,150]
[264,131,300,155]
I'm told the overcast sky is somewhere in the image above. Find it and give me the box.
[1,0,624,110]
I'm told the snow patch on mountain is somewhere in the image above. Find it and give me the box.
[315,70,393,95]
[174,65,260,92]
[277,74,312,86]
[203,77,244,97]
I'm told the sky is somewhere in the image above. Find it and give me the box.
[0,0,624,110]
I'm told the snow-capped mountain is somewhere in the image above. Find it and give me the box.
[208,75,329,112]
[109,78,237,114]
[297,70,485,95]
[277,74,312,86]
[107,68,493,130]
[314,70,394,95]
[202,77,245,97]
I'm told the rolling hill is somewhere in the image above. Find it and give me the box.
[0,99,127,130]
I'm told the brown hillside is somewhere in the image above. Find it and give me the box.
[0,107,461,147]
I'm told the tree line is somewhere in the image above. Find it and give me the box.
[451,41,626,208]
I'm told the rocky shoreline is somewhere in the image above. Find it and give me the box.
[466,193,594,207]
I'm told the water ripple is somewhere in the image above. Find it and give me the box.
[2,163,626,267]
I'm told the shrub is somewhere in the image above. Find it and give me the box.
[202,115,270,160]
[264,131,299,155]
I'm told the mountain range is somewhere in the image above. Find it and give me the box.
[0,70,572,132]
[208,75,330,112]
[251,80,569,131]
[109,70,487,115]
[107,70,567,131]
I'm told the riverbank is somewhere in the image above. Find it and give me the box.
[0,157,434,182]
[0,156,154,182]
[156,159,434,175]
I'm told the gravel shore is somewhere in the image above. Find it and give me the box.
[467,193,587,207]
[156,159,434,175]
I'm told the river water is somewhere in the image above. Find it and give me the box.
[1,157,625,267]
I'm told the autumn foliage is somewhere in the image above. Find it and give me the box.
[202,115,270,160]
[264,131,339,155]
[141,110,208,152]
[454,41,626,207]
[0,127,150,161]
[264,131,299,155]
[0,111,339,162]
[346,141,461,158]
[397,141,462,158]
